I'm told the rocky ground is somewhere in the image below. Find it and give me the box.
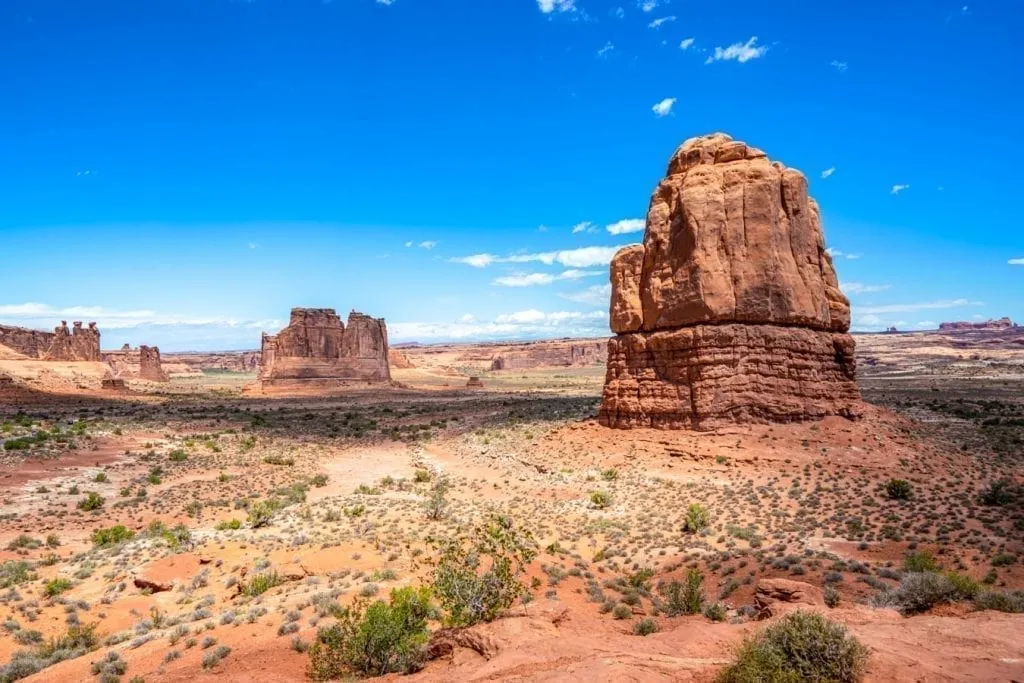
[0,330,1020,681]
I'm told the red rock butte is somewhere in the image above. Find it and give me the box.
[0,320,101,362]
[599,133,861,430]
[258,307,391,388]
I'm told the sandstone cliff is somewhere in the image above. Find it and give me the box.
[939,317,1016,332]
[259,308,390,385]
[102,344,169,382]
[600,133,861,429]
[0,321,101,362]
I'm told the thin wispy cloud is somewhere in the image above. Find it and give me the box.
[648,15,675,29]
[826,248,861,260]
[452,245,623,269]
[493,269,601,287]
[418,240,438,249]
[1009,258,1024,265]
[606,218,645,235]
[830,60,848,72]
[891,184,910,195]
[856,298,981,315]
[597,42,615,57]
[705,37,767,64]
[389,309,610,343]
[560,283,612,306]
[572,221,596,234]
[679,37,694,50]
[841,282,891,295]
[652,97,676,117]
[0,302,281,333]
[636,0,663,12]
[821,166,835,179]
[537,0,576,13]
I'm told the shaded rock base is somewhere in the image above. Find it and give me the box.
[599,323,861,430]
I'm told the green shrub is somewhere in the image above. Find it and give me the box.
[0,561,36,588]
[93,472,108,483]
[612,603,632,620]
[824,585,841,608]
[991,553,1015,567]
[216,519,242,531]
[247,498,282,528]
[684,504,710,533]
[43,578,73,597]
[873,571,976,614]
[589,490,612,509]
[662,568,705,616]
[601,468,619,481]
[168,449,188,462]
[979,479,1018,506]
[430,515,536,627]
[973,590,1024,613]
[903,551,939,573]
[243,571,282,597]
[717,611,868,683]
[885,479,912,500]
[310,473,328,487]
[413,469,431,483]
[307,586,432,679]
[703,602,727,622]
[91,525,135,547]
[77,492,104,511]
[633,618,658,636]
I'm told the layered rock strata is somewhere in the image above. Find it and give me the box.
[258,308,391,386]
[599,133,860,429]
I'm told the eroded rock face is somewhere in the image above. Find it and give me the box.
[600,133,860,429]
[939,317,1016,332]
[139,346,168,382]
[43,321,101,362]
[258,308,390,385]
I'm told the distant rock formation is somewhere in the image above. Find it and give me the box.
[0,325,55,359]
[162,351,260,373]
[599,133,861,430]
[939,317,1016,332]
[488,341,606,371]
[43,321,102,361]
[885,327,900,334]
[466,376,484,388]
[102,344,169,382]
[258,308,391,386]
[388,348,414,369]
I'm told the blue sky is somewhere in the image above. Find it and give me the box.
[1,0,1021,351]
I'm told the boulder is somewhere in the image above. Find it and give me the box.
[600,133,861,429]
[754,578,824,618]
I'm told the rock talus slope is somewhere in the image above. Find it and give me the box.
[600,133,861,429]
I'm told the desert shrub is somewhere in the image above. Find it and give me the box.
[991,553,1015,567]
[589,491,612,509]
[307,586,432,679]
[243,571,282,597]
[633,618,658,636]
[168,448,188,462]
[703,602,727,622]
[979,479,1018,506]
[43,578,73,597]
[612,604,632,620]
[903,551,939,573]
[413,469,431,483]
[662,569,704,616]
[684,504,710,533]
[872,571,976,614]
[601,468,619,481]
[92,525,135,548]
[93,473,108,483]
[77,492,104,511]
[90,651,127,678]
[717,611,868,683]
[0,561,36,588]
[824,585,841,608]
[430,515,536,627]
[423,478,449,520]
[973,590,1024,613]
[202,645,232,670]
[310,473,329,487]
[216,519,242,531]
[247,498,282,528]
[885,479,912,500]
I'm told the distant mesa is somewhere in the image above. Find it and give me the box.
[257,307,391,389]
[939,317,1017,332]
[489,340,605,371]
[600,133,861,430]
[885,327,900,334]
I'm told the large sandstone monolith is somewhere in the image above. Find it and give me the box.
[599,133,860,430]
[139,346,169,382]
[43,321,101,362]
[258,308,391,387]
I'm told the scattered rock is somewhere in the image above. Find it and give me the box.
[754,578,824,618]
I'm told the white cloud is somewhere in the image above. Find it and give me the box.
[572,221,595,234]
[679,37,694,50]
[891,184,910,195]
[705,36,767,64]
[537,0,575,13]
[636,0,662,12]
[247,241,259,249]
[418,240,437,249]
[841,282,891,295]
[826,248,861,260]
[821,166,835,179]
[830,60,848,72]
[451,253,496,268]
[453,245,623,269]
[648,15,675,28]
[493,269,601,287]
[560,283,612,306]
[606,218,645,235]
[856,299,981,315]
[390,309,609,343]
[652,97,676,117]
[855,314,883,326]
[611,6,625,18]
[1008,258,1024,265]
[597,42,615,57]
[458,314,476,323]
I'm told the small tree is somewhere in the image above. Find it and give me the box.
[424,478,449,520]
[885,479,912,500]
[430,515,536,627]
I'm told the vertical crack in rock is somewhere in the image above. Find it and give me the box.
[599,133,862,430]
